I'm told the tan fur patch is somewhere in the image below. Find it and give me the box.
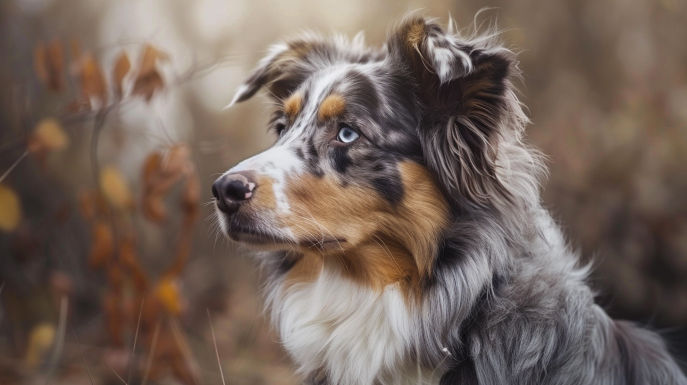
[406,20,426,47]
[279,162,450,300]
[285,252,323,285]
[248,175,277,211]
[318,94,345,121]
[283,92,303,119]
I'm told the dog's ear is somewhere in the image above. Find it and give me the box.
[387,14,519,206]
[227,41,313,107]
[229,33,381,107]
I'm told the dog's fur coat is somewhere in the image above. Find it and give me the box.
[214,12,687,385]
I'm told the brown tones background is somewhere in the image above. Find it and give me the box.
[1,0,686,383]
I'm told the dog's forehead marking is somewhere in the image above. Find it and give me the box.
[284,92,303,119]
[285,65,353,136]
[318,94,346,121]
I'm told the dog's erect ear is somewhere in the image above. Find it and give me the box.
[387,14,520,206]
[228,33,382,108]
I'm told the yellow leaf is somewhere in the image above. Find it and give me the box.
[26,323,56,368]
[0,184,22,232]
[100,166,134,210]
[155,278,181,315]
[30,118,69,152]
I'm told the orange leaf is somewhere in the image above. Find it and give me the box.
[139,44,169,75]
[80,53,108,105]
[120,237,148,293]
[89,221,113,269]
[113,52,131,97]
[132,44,168,101]
[132,70,163,101]
[182,173,200,219]
[154,278,182,315]
[0,184,22,232]
[34,40,66,92]
[104,290,124,347]
[142,151,162,183]
[69,38,82,78]
[33,42,47,86]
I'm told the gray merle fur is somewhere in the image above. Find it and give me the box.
[230,11,687,385]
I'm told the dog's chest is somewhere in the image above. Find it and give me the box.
[270,267,438,385]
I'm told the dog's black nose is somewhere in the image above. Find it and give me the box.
[212,172,257,215]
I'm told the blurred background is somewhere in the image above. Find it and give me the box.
[1,0,686,383]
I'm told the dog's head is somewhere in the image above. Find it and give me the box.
[213,14,522,292]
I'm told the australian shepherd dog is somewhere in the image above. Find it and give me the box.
[212,12,687,385]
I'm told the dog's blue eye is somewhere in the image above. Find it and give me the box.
[337,126,359,143]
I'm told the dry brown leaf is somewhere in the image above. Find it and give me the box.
[34,40,66,92]
[113,52,131,97]
[28,118,69,153]
[0,184,22,232]
[104,290,124,347]
[132,70,164,101]
[143,151,162,181]
[78,191,96,220]
[101,166,134,210]
[80,53,108,105]
[132,44,168,101]
[141,149,186,223]
[120,237,149,293]
[164,145,192,176]
[139,44,169,75]
[89,221,113,269]
[79,190,108,220]
[182,173,200,218]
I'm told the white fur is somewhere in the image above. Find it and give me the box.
[228,144,304,216]
[268,259,439,385]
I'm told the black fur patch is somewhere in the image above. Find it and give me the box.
[330,146,351,174]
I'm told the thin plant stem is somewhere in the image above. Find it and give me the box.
[0,150,28,183]
[207,309,226,385]
[72,328,94,385]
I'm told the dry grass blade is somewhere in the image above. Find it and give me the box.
[127,298,144,385]
[0,150,28,183]
[71,328,94,385]
[207,309,226,385]
[104,361,128,385]
[169,318,201,385]
[141,319,161,385]
[44,297,68,385]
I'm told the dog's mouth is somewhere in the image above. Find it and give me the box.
[222,217,346,251]
[226,224,292,246]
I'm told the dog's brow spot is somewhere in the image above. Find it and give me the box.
[318,94,346,121]
[284,92,303,118]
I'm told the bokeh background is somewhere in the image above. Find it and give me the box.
[1,0,686,383]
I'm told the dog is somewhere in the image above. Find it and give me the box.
[212,12,687,385]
